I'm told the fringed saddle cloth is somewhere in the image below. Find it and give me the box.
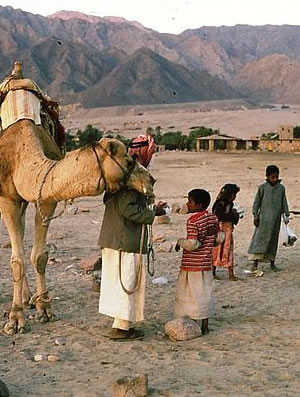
[0,78,65,152]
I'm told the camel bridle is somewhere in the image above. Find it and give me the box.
[92,142,137,191]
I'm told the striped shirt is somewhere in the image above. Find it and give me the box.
[181,210,218,272]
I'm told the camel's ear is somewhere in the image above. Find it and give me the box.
[100,138,119,156]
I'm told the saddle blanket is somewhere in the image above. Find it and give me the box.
[0,89,41,130]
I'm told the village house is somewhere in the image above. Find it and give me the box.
[195,125,300,153]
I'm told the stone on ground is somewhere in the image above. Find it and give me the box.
[79,255,102,272]
[112,373,148,397]
[164,317,202,341]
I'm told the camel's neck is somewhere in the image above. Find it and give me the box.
[11,122,105,202]
[41,147,106,201]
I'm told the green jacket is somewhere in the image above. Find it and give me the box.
[98,189,155,254]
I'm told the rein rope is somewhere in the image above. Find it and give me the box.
[36,161,67,226]
[118,203,156,296]
[91,146,104,191]
[147,224,155,277]
[118,224,145,295]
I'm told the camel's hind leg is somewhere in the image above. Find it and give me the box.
[3,201,33,307]
[0,198,30,335]
[30,202,57,323]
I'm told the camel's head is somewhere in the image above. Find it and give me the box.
[99,138,155,200]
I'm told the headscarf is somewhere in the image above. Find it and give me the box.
[212,183,240,213]
[128,134,156,168]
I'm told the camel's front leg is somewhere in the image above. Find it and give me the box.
[20,201,32,307]
[0,198,30,334]
[30,202,57,323]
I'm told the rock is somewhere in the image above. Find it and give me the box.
[1,241,11,249]
[179,204,188,214]
[91,279,100,292]
[46,243,57,254]
[47,354,60,362]
[54,337,66,346]
[79,208,90,213]
[156,242,173,252]
[34,354,47,362]
[79,255,102,272]
[156,215,171,224]
[153,235,166,243]
[152,276,168,285]
[164,317,202,341]
[0,379,9,397]
[112,374,148,397]
[171,203,181,214]
[67,205,79,215]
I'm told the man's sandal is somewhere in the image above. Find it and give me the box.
[109,328,144,341]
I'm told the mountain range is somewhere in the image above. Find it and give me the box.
[1,6,300,107]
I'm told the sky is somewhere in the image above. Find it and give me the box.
[1,0,300,34]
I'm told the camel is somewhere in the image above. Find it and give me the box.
[0,117,154,335]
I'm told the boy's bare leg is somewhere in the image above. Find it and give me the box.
[228,267,240,281]
[201,318,209,335]
[270,260,279,271]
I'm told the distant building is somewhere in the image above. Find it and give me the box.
[196,134,249,152]
[195,126,300,153]
[278,125,293,140]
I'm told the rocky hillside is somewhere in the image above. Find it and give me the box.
[79,48,235,107]
[2,6,300,105]
[231,54,300,104]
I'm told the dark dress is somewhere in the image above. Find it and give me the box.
[248,181,289,261]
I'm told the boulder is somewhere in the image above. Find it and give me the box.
[164,317,202,341]
[79,255,102,272]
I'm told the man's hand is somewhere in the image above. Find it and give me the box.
[154,201,168,216]
[253,217,260,227]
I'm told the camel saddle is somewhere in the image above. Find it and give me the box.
[0,77,65,152]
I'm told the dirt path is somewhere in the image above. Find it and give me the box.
[0,151,299,397]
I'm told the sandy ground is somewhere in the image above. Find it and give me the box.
[0,150,300,397]
[62,100,300,139]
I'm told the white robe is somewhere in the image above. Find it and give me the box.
[99,248,145,323]
[175,270,214,320]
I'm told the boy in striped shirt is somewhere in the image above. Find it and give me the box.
[175,189,218,335]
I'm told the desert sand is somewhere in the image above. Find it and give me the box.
[0,148,299,397]
[62,100,300,139]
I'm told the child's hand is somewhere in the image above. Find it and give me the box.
[232,209,239,225]
[175,243,181,252]
[253,217,260,227]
